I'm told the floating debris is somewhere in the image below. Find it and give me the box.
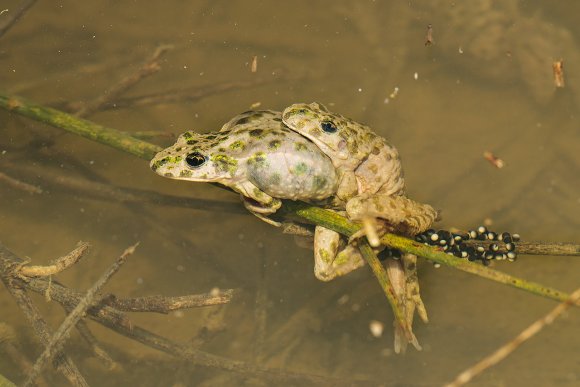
[483,151,505,169]
[369,320,385,338]
[251,55,258,73]
[249,101,262,109]
[384,87,400,104]
[425,24,434,46]
[553,60,564,88]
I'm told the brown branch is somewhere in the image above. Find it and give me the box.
[446,287,580,387]
[63,313,119,371]
[23,276,349,385]
[4,161,245,215]
[23,243,137,386]
[17,242,90,278]
[462,240,580,256]
[75,45,173,117]
[1,241,346,384]
[1,281,89,386]
[0,0,37,38]
[92,79,275,110]
[0,323,49,387]
[0,171,42,194]
[101,290,236,314]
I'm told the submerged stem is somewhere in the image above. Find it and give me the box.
[1,92,576,307]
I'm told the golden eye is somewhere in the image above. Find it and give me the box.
[321,121,338,133]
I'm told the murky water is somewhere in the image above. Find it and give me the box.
[1,1,579,386]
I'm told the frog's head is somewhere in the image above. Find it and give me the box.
[150,131,240,183]
[282,102,352,161]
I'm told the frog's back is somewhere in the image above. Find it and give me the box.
[222,110,339,201]
[220,110,282,132]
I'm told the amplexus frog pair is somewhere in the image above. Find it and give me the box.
[150,103,438,351]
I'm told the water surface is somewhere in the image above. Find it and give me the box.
[1,1,579,385]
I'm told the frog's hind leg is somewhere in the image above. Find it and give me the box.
[385,258,421,353]
[313,225,365,282]
[403,253,429,324]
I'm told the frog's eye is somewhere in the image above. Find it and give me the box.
[321,121,338,133]
[185,152,207,168]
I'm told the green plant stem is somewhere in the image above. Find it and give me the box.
[0,94,161,160]
[1,92,576,307]
[0,373,17,387]
[381,234,573,303]
[285,203,575,304]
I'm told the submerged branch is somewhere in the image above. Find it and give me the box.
[23,244,137,387]
[1,92,577,307]
[0,94,161,160]
[446,287,580,387]
[463,239,580,256]
[75,45,173,117]
[0,0,37,38]
[284,203,577,305]
[0,242,346,385]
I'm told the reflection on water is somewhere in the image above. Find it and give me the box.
[1,1,579,385]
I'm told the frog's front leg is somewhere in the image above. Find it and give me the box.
[313,215,365,282]
[237,181,282,226]
[335,170,358,203]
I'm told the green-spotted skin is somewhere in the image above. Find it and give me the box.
[150,110,338,205]
[282,102,405,200]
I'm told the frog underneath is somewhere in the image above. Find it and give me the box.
[283,102,438,352]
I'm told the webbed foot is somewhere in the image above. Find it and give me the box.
[241,195,282,227]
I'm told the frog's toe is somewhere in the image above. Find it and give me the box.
[413,295,429,324]
[242,196,282,226]
[362,216,381,247]
[347,216,383,247]
[253,213,282,227]
[347,229,366,245]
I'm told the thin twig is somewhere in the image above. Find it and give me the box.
[0,0,37,38]
[283,202,578,306]
[63,313,119,371]
[2,242,345,384]
[4,161,245,215]
[102,290,236,313]
[75,45,173,117]
[1,93,577,306]
[0,171,43,194]
[0,323,49,387]
[23,276,349,385]
[463,240,580,256]
[1,282,89,387]
[23,243,138,387]
[252,249,268,363]
[17,242,90,278]
[446,287,580,387]
[94,79,276,110]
